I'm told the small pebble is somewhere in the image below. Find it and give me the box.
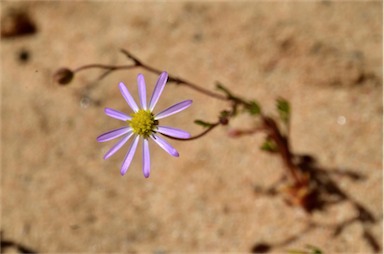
[80,96,91,109]
[337,116,347,125]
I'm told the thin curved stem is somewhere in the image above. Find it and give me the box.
[73,64,137,73]
[71,51,228,101]
[262,116,304,185]
[159,123,220,141]
[120,49,228,101]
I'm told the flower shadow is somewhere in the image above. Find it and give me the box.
[252,154,381,253]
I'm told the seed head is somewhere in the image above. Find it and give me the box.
[53,67,74,85]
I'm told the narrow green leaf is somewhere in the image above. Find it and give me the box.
[219,110,230,118]
[260,138,278,153]
[287,245,323,254]
[276,98,290,124]
[194,120,213,128]
[286,251,306,254]
[215,82,232,97]
[247,100,261,116]
[306,245,323,254]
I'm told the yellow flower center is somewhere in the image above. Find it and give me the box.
[128,110,157,138]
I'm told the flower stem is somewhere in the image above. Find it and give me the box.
[262,116,304,185]
[120,49,228,101]
[160,123,220,141]
[66,49,304,186]
[73,64,137,73]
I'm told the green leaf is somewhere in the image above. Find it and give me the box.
[276,97,290,124]
[306,245,323,254]
[286,251,306,254]
[287,245,323,254]
[219,110,230,118]
[247,100,261,115]
[215,82,232,97]
[260,138,278,153]
[194,120,213,128]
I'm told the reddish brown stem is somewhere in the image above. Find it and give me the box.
[68,50,303,186]
[120,49,228,101]
[262,116,303,185]
[73,64,137,73]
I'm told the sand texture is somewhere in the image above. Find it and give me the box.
[1,1,382,253]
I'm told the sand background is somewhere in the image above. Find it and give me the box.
[1,1,382,253]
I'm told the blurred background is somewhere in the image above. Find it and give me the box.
[1,1,382,253]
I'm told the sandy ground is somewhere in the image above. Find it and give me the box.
[1,1,382,253]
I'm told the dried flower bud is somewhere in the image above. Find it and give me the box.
[53,68,74,85]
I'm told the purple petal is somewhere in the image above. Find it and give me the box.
[142,138,150,178]
[149,72,168,111]
[155,100,192,120]
[156,126,191,139]
[105,108,131,121]
[120,135,140,176]
[137,74,147,110]
[119,82,139,112]
[103,132,134,160]
[150,134,179,157]
[97,127,132,142]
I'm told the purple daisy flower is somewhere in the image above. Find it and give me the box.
[97,72,192,178]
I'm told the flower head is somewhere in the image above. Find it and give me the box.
[97,72,192,178]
